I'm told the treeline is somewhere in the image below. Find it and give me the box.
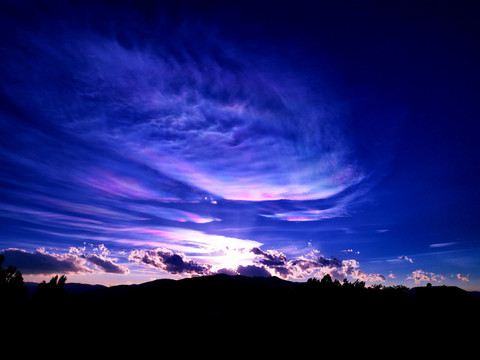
[0,255,69,305]
[304,274,410,295]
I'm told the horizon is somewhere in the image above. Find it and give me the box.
[20,273,478,293]
[1,0,480,291]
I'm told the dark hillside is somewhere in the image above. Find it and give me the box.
[65,275,479,326]
[6,274,479,339]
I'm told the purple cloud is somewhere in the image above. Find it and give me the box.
[0,246,129,276]
[0,248,90,275]
[81,254,129,274]
[16,26,364,203]
[128,248,212,276]
[250,247,385,282]
[236,265,271,278]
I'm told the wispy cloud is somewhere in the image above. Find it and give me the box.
[387,255,413,264]
[259,206,348,222]
[2,22,365,203]
[429,242,457,248]
[121,203,220,223]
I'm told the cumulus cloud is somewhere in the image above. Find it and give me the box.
[407,270,446,284]
[0,246,129,275]
[236,265,271,277]
[81,254,129,274]
[249,247,385,282]
[456,273,469,282]
[128,248,211,276]
[0,248,91,275]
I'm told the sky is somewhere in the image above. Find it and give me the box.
[1,0,479,289]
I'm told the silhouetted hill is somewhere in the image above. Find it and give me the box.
[25,281,106,299]
[65,275,477,324]
[11,274,480,340]
[411,285,470,297]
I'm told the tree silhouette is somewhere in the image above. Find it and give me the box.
[33,275,67,304]
[0,254,27,304]
[320,273,333,287]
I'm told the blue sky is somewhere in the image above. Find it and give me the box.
[1,0,479,289]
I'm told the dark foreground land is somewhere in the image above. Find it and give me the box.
[5,274,479,335]
[3,275,477,355]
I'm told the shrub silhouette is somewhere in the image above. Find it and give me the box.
[0,254,27,304]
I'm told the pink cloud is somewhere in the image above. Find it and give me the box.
[407,269,446,284]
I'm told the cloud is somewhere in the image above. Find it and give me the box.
[251,247,288,267]
[236,265,271,277]
[121,203,220,223]
[386,255,414,264]
[250,247,385,282]
[398,255,413,263]
[341,249,360,254]
[81,254,129,274]
[0,248,91,275]
[128,248,211,276]
[1,17,365,203]
[259,206,348,222]
[429,242,457,248]
[456,273,469,282]
[0,246,129,275]
[340,259,386,283]
[407,270,446,284]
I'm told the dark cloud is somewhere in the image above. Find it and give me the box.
[215,268,238,276]
[0,247,129,275]
[252,247,344,278]
[250,247,287,267]
[317,256,343,268]
[0,248,90,275]
[236,265,271,278]
[129,248,211,276]
[82,254,129,274]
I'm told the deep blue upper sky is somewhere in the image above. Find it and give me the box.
[1,0,479,289]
